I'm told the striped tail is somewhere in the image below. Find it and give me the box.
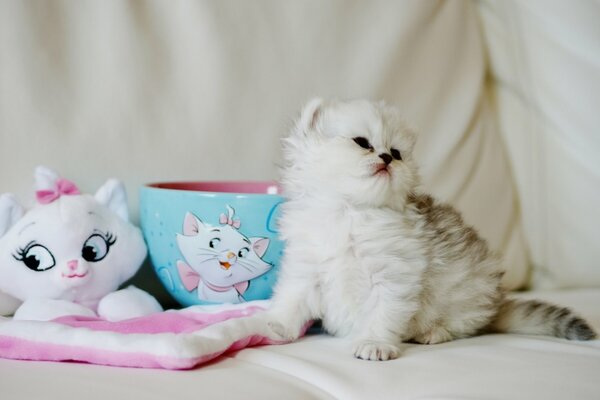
[488,298,596,340]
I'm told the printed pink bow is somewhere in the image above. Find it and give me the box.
[36,178,81,204]
[219,213,241,229]
[176,261,249,294]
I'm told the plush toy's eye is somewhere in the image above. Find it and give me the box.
[238,247,250,258]
[82,233,115,262]
[209,238,221,249]
[353,136,373,150]
[13,243,56,272]
[390,148,402,161]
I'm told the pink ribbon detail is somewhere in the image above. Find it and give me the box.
[36,178,81,204]
[176,261,249,295]
[219,213,241,229]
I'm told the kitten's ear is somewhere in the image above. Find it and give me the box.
[183,212,204,236]
[94,179,129,221]
[34,165,60,191]
[0,194,24,237]
[250,237,270,258]
[297,97,324,134]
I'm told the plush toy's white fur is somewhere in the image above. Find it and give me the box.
[266,99,595,361]
[0,166,162,321]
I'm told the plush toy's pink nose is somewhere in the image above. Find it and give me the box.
[67,260,78,271]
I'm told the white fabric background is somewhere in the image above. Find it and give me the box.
[10,0,600,305]
[478,0,600,289]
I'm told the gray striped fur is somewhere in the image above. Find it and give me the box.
[488,299,596,340]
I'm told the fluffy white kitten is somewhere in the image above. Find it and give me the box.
[266,98,596,361]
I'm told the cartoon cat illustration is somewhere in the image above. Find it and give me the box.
[176,206,272,304]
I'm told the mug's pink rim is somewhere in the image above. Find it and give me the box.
[145,181,281,195]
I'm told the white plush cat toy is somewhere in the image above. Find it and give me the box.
[0,166,162,321]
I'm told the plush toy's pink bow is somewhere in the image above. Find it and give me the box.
[219,213,241,229]
[36,178,81,204]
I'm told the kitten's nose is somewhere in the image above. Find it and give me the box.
[226,252,235,260]
[379,153,393,165]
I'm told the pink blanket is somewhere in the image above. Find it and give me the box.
[0,301,298,369]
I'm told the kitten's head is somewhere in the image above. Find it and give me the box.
[176,207,272,287]
[0,167,147,305]
[282,99,419,208]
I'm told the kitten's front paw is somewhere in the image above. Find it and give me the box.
[267,320,301,342]
[353,340,401,361]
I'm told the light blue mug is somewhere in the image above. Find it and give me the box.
[140,182,284,307]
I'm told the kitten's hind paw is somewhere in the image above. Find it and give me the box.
[353,340,401,361]
[413,326,453,345]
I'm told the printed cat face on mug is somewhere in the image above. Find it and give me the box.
[282,98,419,207]
[175,205,272,303]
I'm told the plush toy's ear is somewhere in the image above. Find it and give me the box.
[94,179,129,221]
[297,97,324,134]
[34,165,60,191]
[0,194,24,237]
[183,212,204,236]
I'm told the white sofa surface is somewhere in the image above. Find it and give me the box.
[1,289,599,400]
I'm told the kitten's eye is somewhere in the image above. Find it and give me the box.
[390,148,402,161]
[14,244,55,272]
[82,234,113,262]
[238,247,250,258]
[209,238,221,249]
[352,136,373,150]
